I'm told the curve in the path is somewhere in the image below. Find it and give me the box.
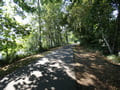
[0,45,80,90]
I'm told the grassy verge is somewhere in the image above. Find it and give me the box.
[74,44,120,65]
[73,45,120,90]
[0,46,62,79]
[106,55,120,64]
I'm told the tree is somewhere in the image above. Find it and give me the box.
[67,0,119,54]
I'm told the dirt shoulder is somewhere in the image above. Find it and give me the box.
[0,46,63,79]
[73,45,120,90]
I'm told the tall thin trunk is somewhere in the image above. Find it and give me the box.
[112,19,117,53]
[116,6,120,53]
[113,3,120,54]
[112,0,120,54]
[65,30,68,44]
[59,31,63,45]
[102,34,113,54]
[38,0,42,49]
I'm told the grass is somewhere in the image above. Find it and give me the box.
[107,55,120,64]
[0,46,62,79]
[73,45,120,90]
[0,53,43,78]
[76,44,120,65]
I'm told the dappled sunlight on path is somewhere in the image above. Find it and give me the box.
[74,46,120,90]
[0,45,84,90]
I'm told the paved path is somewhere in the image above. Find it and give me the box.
[0,45,78,90]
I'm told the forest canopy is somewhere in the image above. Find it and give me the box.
[0,0,120,65]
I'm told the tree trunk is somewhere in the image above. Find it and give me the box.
[65,30,68,44]
[38,0,42,49]
[113,3,120,54]
[116,6,120,54]
[102,34,113,54]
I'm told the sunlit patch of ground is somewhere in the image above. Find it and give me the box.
[76,72,96,86]
[0,54,44,78]
[0,45,78,90]
[73,45,120,90]
[0,46,62,79]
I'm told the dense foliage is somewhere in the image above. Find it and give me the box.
[0,0,72,65]
[67,0,120,54]
[0,0,119,65]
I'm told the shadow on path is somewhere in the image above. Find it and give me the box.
[74,46,120,90]
[0,45,91,90]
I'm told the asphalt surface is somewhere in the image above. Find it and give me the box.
[0,45,78,90]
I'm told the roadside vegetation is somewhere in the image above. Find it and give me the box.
[0,0,120,81]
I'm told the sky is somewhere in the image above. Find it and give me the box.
[2,0,32,25]
[113,10,118,18]
[2,0,119,25]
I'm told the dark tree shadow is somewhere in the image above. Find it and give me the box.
[74,46,120,90]
[0,45,94,90]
